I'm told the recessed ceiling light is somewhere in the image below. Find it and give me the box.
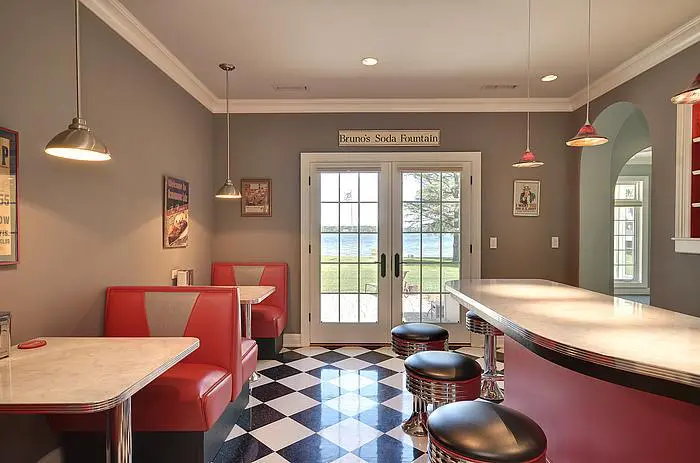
[541,74,558,82]
[361,57,378,66]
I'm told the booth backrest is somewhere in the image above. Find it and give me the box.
[105,286,242,378]
[211,262,288,311]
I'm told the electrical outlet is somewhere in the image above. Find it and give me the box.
[489,237,498,249]
[171,269,178,280]
[551,236,559,249]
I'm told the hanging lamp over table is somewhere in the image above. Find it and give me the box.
[215,63,242,199]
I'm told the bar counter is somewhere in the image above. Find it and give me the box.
[446,279,700,463]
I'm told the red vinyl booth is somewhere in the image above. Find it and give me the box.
[211,262,288,356]
[50,286,256,462]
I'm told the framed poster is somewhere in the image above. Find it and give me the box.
[241,179,271,217]
[0,128,18,265]
[513,180,540,217]
[164,176,189,248]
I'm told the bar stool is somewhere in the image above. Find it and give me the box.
[402,350,482,437]
[427,401,547,463]
[466,310,504,402]
[391,323,449,358]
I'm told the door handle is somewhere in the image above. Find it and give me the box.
[380,253,386,278]
[394,253,401,278]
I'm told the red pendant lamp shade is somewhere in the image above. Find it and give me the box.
[566,122,609,147]
[567,0,608,148]
[513,150,544,168]
[671,73,700,105]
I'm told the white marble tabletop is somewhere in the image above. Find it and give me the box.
[0,337,199,413]
[446,279,700,388]
[235,286,276,305]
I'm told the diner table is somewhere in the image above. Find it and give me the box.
[0,336,199,463]
[236,285,276,381]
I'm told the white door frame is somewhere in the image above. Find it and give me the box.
[300,152,482,347]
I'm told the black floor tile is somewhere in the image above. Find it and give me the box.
[355,351,393,365]
[306,365,344,381]
[250,382,295,402]
[277,433,347,463]
[213,434,273,463]
[289,404,348,432]
[298,382,344,402]
[276,350,307,363]
[313,351,351,364]
[258,364,302,380]
[358,365,398,381]
[357,383,404,404]
[355,404,406,433]
[353,434,423,463]
[237,404,287,432]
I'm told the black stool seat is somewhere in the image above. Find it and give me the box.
[391,323,448,342]
[405,351,482,382]
[427,401,547,463]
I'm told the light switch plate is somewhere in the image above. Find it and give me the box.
[551,236,559,249]
[489,237,498,249]
[171,269,178,279]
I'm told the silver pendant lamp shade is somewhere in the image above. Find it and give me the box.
[215,63,241,199]
[513,0,543,168]
[45,0,110,161]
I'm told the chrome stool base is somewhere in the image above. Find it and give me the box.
[392,337,449,359]
[466,311,505,402]
[402,396,428,437]
[480,377,504,403]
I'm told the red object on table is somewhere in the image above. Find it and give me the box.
[18,339,47,349]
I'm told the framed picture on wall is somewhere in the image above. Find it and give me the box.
[241,179,271,217]
[163,176,189,248]
[0,128,18,265]
[513,180,540,217]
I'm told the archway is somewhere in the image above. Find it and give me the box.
[579,102,651,295]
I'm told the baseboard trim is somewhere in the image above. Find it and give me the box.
[283,334,305,348]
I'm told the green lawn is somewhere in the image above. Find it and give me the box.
[321,257,459,293]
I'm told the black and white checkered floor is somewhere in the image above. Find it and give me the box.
[213,345,505,463]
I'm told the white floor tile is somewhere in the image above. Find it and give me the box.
[378,372,406,390]
[328,372,375,392]
[254,453,290,463]
[376,357,406,372]
[265,392,319,416]
[455,346,485,357]
[246,396,262,409]
[334,346,370,357]
[325,392,378,417]
[251,375,273,387]
[385,425,428,452]
[258,359,283,371]
[331,454,368,463]
[334,358,373,371]
[225,424,246,442]
[285,357,327,372]
[276,372,322,391]
[294,346,330,357]
[382,393,414,415]
[250,418,314,451]
[374,346,398,357]
[318,418,383,452]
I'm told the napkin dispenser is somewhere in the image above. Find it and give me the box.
[0,312,10,359]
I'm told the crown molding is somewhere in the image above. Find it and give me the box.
[81,0,217,111]
[85,0,699,114]
[210,97,573,114]
[570,15,700,110]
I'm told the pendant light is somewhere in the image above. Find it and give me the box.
[671,73,700,105]
[513,0,544,168]
[215,64,242,199]
[566,0,608,147]
[45,0,110,161]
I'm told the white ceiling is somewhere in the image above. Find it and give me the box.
[115,0,700,101]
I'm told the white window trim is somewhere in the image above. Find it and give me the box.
[614,176,650,294]
[300,152,482,347]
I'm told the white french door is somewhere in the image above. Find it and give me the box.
[302,153,481,345]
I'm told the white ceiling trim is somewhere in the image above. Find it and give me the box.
[570,15,700,110]
[81,0,217,111]
[210,98,573,114]
[85,0,699,114]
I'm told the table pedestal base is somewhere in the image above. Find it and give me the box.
[107,398,132,463]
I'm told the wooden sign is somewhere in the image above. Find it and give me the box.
[338,130,440,147]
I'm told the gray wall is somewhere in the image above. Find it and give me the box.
[0,1,214,461]
[576,42,700,316]
[212,112,579,334]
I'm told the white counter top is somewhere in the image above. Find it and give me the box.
[0,337,199,413]
[237,286,276,305]
[446,279,700,390]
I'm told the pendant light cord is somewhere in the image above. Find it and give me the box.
[526,0,531,151]
[74,0,82,119]
[225,68,231,180]
[585,0,592,124]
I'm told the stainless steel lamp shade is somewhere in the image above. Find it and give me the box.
[45,117,110,161]
[215,179,241,199]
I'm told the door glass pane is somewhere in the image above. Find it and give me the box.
[401,170,462,325]
[319,170,379,325]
